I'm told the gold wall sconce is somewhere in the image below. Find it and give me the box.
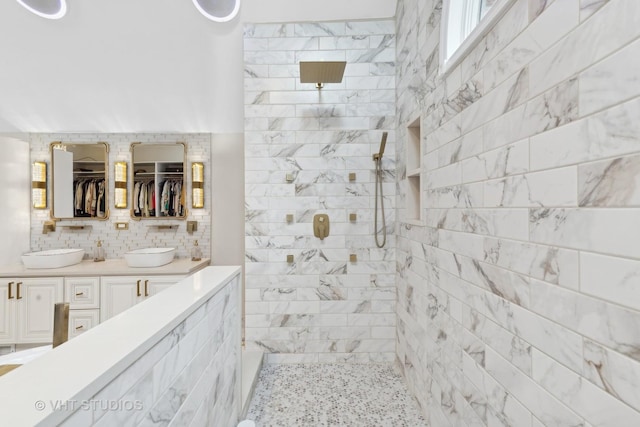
[192,162,204,209]
[32,161,47,209]
[114,161,128,209]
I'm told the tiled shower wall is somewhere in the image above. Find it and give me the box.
[243,21,397,362]
[396,0,640,425]
[29,133,211,260]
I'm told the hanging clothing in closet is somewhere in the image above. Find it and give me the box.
[160,179,184,217]
[73,178,106,218]
[133,180,155,217]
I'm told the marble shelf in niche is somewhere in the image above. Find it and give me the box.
[406,116,423,224]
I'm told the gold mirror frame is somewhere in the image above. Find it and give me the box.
[50,141,110,221]
[130,142,188,221]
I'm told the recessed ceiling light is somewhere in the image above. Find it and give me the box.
[192,0,240,22]
[16,0,67,20]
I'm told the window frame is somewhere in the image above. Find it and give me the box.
[439,0,517,76]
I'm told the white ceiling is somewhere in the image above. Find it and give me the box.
[0,0,396,134]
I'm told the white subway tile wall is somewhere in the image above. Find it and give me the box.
[28,133,211,260]
[243,21,397,363]
[396,0,640,425]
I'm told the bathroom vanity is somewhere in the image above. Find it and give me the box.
[0,258,209,346]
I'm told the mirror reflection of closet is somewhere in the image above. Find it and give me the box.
[51,142,109,220]
[130,142,187,220]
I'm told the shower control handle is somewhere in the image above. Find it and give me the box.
[313,214,330,240]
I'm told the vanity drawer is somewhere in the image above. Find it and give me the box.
[68,309,100,339]
[64,277,100,309]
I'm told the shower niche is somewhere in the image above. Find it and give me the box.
[406,117,423,223]
[130,142,187,219]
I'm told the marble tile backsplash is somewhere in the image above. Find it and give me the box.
[243,21,397,363]
[28,133,211,260]
[396,0,640,425]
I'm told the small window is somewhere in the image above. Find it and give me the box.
[440,0,516,74]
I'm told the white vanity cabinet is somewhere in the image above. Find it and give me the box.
[0,278,64,344]
[100,275,185,321]
[0,258,209,345]
[64,277,100,338]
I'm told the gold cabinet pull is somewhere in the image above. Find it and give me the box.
[144,280,149,297]
[75,292,84,296]
[75,325,84,330]
[16,282,22,300]
[7,282,14,300]
[136,280,141,297]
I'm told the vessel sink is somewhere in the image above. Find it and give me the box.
[124,247,176,268]
[21,249,85,269]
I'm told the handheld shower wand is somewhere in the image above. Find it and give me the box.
[374,132,388,248]
[373,132,387,161]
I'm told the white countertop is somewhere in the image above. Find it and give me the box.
[0,265,242,427]
[0,258,210,278]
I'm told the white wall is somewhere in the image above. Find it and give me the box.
[211,133,245,266]
[0,136,30,264]
[0,0,396,134]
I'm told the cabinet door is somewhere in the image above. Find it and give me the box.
[0,281,17,344]
[16,278,64,343]
[100,276,143,322]
[64,277,100,309]
[145,276,186,298]
[68,309,100,340]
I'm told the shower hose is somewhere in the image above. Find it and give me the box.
[374,156,386,248]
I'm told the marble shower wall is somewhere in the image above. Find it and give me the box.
[243,21,397,363]
[395,0,640,425]
[29,133,211,260]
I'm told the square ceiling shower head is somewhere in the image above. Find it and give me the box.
[299,61,347,89]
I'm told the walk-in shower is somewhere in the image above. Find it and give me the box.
[373,132,388,248]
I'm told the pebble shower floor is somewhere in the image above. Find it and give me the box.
[245,363,427,426]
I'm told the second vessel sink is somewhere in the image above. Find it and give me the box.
[124,248,176,268]
[21,249,85,269]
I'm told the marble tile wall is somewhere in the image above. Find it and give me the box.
[29,133,211,260]
[243,21,397,363]
[395,0,640,425]
[59,275,241,427]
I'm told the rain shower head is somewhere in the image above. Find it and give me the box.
[299,61,347,89]
[373,132,388,161]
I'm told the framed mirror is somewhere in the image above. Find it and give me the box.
[50,142,109,220]
[130,142,187,220]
